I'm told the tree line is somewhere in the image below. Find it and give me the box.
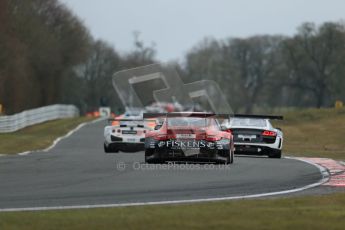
[1,0,344,114]
[0,0,155,114]
[184,22,345,113]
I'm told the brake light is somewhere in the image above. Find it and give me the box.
[206,135,221,141]
[147,121,156,129]
[112,121,120,126]
[262,130,277,137]
[153,134,169,141]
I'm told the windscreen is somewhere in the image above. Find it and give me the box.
[167,117,218,130]
[231,118,266,127]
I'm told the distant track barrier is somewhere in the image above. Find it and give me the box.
[0,104,79,133]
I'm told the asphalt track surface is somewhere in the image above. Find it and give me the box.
[0,120,322,210]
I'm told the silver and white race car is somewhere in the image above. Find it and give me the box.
[227,115,283,158]
[103,109,155,153]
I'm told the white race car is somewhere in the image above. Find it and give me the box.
[104,109,155,153]
[227,115,283,158]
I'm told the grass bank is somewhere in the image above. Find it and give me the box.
[274,108,345,160]
[0,117,93,154]
[1,194,345,230]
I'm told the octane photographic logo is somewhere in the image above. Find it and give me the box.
[112,63,233,116]
[115,161,232,172]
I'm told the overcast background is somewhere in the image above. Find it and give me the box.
[60,0,345,62]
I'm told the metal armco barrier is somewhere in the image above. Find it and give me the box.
[0,104,79,133]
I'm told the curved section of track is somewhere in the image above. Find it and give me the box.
[0,121,322,210]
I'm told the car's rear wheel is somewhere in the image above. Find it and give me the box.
[145,149,155,163]
[218,150,233,164]
[229,150,234,164]
[104,142,111,153]
[226,150,234,164]
[104,142,119,153]
[112,146,119,153]
[268,149,282,158]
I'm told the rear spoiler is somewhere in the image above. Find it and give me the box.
[107,119,156,127]
[232,114,283,120]
[108,119,144,122]
[143,112,229,119]
[143,113,283,120]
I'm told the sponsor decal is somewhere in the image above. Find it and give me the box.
[216,139,230,150]
[216,144,223,150]
[207,142,215,148]
[158,141,165,147]
[166,140,206,149]
[155,140,227,150]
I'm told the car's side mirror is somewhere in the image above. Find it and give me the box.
[154,125,162,130]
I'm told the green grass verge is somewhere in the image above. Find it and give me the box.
[273,107,345,160]
[0,117,93,154]
[1,194,345,230]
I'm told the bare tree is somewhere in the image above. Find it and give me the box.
[283,22,345,108]
[74,40,121,112]
[0,0,91,113]
[121,31,156,68]
[228,36,284,113]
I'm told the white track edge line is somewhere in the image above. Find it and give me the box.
[0,156,330,212]
[0,117,105,157]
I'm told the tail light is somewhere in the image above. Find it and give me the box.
[206,135,221,141]
[153,134,170,141]
[112,121,120,126]
[146,121,156,129]
[262,130,277,137]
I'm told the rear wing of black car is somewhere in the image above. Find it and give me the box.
[232,114,284,120]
